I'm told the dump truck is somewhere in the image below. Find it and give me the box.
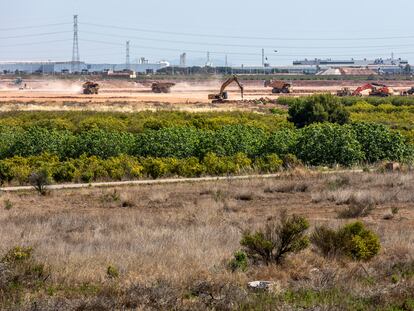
[264,80,291,94]
[151,82,175,93]
[336,87,352,97]
[82,82,100,95]
[208,75,244,103]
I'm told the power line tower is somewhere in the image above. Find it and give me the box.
[71,15,80,73]
[126,41,130,70]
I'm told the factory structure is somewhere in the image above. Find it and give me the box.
[0,60,169,75]
[0,57,410,76]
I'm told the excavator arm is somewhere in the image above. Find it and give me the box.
[219,75,244,98]
[209,75,244,102]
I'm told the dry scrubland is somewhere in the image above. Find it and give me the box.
[1,171,414,310]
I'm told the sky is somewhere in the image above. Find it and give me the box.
[0,0,413,66]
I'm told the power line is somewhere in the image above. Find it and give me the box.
[0,39,72,48]
[79,38,262,56]
[81,22,414,42]
[0,31,71,40]
[0,22,71,32]
[81,30,414,50]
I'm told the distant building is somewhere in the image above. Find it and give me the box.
[0,61,169,74]
[293,58,409,74]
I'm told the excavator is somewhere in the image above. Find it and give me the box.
[208,75,244,103]
[352,83,392,97]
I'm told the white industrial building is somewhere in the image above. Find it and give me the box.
[0,61,169,74]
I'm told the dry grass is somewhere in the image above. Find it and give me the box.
[0,172,413,310]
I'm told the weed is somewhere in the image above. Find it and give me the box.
[337,203,374,218]
[4,199,13,210]
[228,251,248,272]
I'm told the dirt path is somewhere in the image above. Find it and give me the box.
[0,170,363,193]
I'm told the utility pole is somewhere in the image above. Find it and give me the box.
[71,15,80,73]
[126,41,130,70]
[262,48,265,67]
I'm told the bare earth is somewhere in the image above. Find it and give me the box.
[1,78,413,113]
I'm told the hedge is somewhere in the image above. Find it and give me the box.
[0,123,410,167]
[278,95,414,107]
[0,153,284,185]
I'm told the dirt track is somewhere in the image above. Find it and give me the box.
[0,78,413,112]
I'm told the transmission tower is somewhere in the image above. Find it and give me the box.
[126,41,130,70]
[71,15,80,73]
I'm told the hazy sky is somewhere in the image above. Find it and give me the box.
[1,0,413,65]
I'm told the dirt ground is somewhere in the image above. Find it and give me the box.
[1,78,413,113]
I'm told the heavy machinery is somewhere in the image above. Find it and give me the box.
[82,81,100,94]
[401,87,414,96]
[336,87,352,97]
[264,80,291,93]
[352,83,393,97]
[208,75,244,103]
[151,82,175,93]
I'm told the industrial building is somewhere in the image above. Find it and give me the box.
[0,61,169,74]
[293,58,410,75]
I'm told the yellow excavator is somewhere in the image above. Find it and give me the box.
[208,75,244,103]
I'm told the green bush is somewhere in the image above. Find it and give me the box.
[228,251,248,272]
[10,127,75,159]
[73,129,135,159]
[311,221,381,261]
[1,246,48,305]
[241,211,310,265]
[135,127,200,158]
[288,94,350,128]
[295,123,364,166]
[254,154,283,173]
[265,129,299,156]
[352,122,410,162]
[198,125,267,157]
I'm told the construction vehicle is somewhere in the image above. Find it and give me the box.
[82,81,100,94]
[264,80,291,94]
[352,83,393,97]
[401,87,414,96]
[151,82,175,93]
[336,87,352,97]
[208,75,244,103]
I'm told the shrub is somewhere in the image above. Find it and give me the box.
[228,251,248,272]
[311,221,381,261]
[198,125,267,158]
[73,129,135,159]
[176,157,205,177]
[28,169,50,195]
[337,203,374,219]
[265,129,299,156]
[0,246,48,305]
[135,127,200,158]
[352,122,410,163]
[295,123,364,166]
[106,265,120,279]
[0,161,13,185]
[241,211,309,265]
[10,126,75,159]
[254,154,283,173]
[142,157,174,179]
[288,94,350,128]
